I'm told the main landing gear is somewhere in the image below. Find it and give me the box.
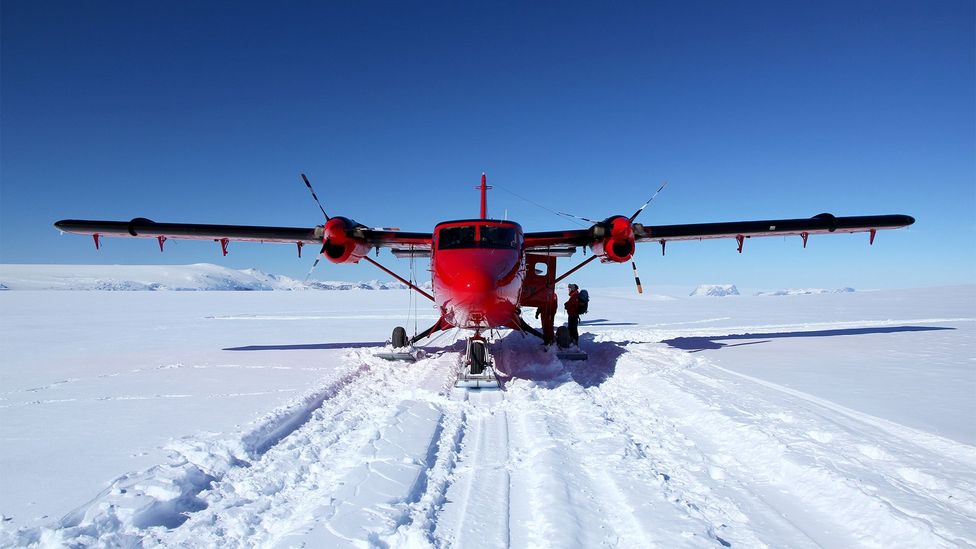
[456,333,500,389]
[554,326,588,361]
[374,326,426,362]
[375,326,500,389]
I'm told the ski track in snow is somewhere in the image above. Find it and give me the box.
[4,319,975,548]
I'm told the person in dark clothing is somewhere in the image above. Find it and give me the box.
[564,284,581,346]
[535,290,558,345]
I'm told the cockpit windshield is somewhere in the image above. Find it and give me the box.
[438,224,518,250]
[479,225,517,249]
[438,226,476,249]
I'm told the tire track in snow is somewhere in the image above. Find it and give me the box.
[629,343,974,548]
[153,349,456,548]
[384,384,469,547]
[5,358,380,547]
[430,388,511,548]
[668,360,976,547]
[433,338,772,548]
[269,353,464,548]
[546,358,774,548]
[505,385,655,548]
[9,350,457,548]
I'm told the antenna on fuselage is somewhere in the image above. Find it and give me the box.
[478,173,492,219]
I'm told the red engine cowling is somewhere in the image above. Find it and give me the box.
[321,217,370,264]
[590,215,636,263]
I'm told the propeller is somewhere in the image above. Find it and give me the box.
[625,181,667,294]
[631,261,643,294]
[629,180,668,223]
[300,173,331,281]
[302,173,331,221]
[556,211,600,224]
[303,254,324,282]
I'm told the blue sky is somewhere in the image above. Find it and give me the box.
[2,1,973,290]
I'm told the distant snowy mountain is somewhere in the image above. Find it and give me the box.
[0,264,429,291]
[690,284,740,297]
[755,287,856,296]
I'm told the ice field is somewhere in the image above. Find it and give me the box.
[0,279,973,547]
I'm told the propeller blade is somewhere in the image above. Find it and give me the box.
[630,261,644,294]
[304,243,327,282]
[556,211,600,224]
[629,180,669,223]
[301,173,331,221]
[631,261,643,294]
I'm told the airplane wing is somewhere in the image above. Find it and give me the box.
[524,213,914,255]
[53,218,432,255]
[635,213,915,242]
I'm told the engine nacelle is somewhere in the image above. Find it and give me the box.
[589,215,636,263]
[320,217,370,264]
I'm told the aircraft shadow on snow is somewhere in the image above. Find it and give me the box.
[222,340,469,353]
[579,318,638,327]
[661,325,955,353]
[223,342,388,351]
[224,332,627,389]
[494,331,627,389]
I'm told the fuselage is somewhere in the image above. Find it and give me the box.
[431,219,525,330]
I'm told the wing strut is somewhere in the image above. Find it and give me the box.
[362,256,435,302]
[553,255,599,285]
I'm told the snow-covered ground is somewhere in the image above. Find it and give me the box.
[0,280,974,547]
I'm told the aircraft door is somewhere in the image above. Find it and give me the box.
[521,253,556,309]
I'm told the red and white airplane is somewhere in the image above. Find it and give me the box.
[55,174,914,386]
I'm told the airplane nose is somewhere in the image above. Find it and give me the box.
[459,269,494,295]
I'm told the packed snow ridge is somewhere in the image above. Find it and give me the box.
[0,264,428,291]
[690,284,740,297]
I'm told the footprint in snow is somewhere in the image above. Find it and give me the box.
[806,430,833,443]
[708,465,726,480]
[897,467,941,490]
[856,444,891,461]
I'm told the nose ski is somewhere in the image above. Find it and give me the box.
[455,335,500,389]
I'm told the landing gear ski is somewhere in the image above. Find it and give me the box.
[455,334,500,389]
[374,326,426,362]
[555,326,588,361]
